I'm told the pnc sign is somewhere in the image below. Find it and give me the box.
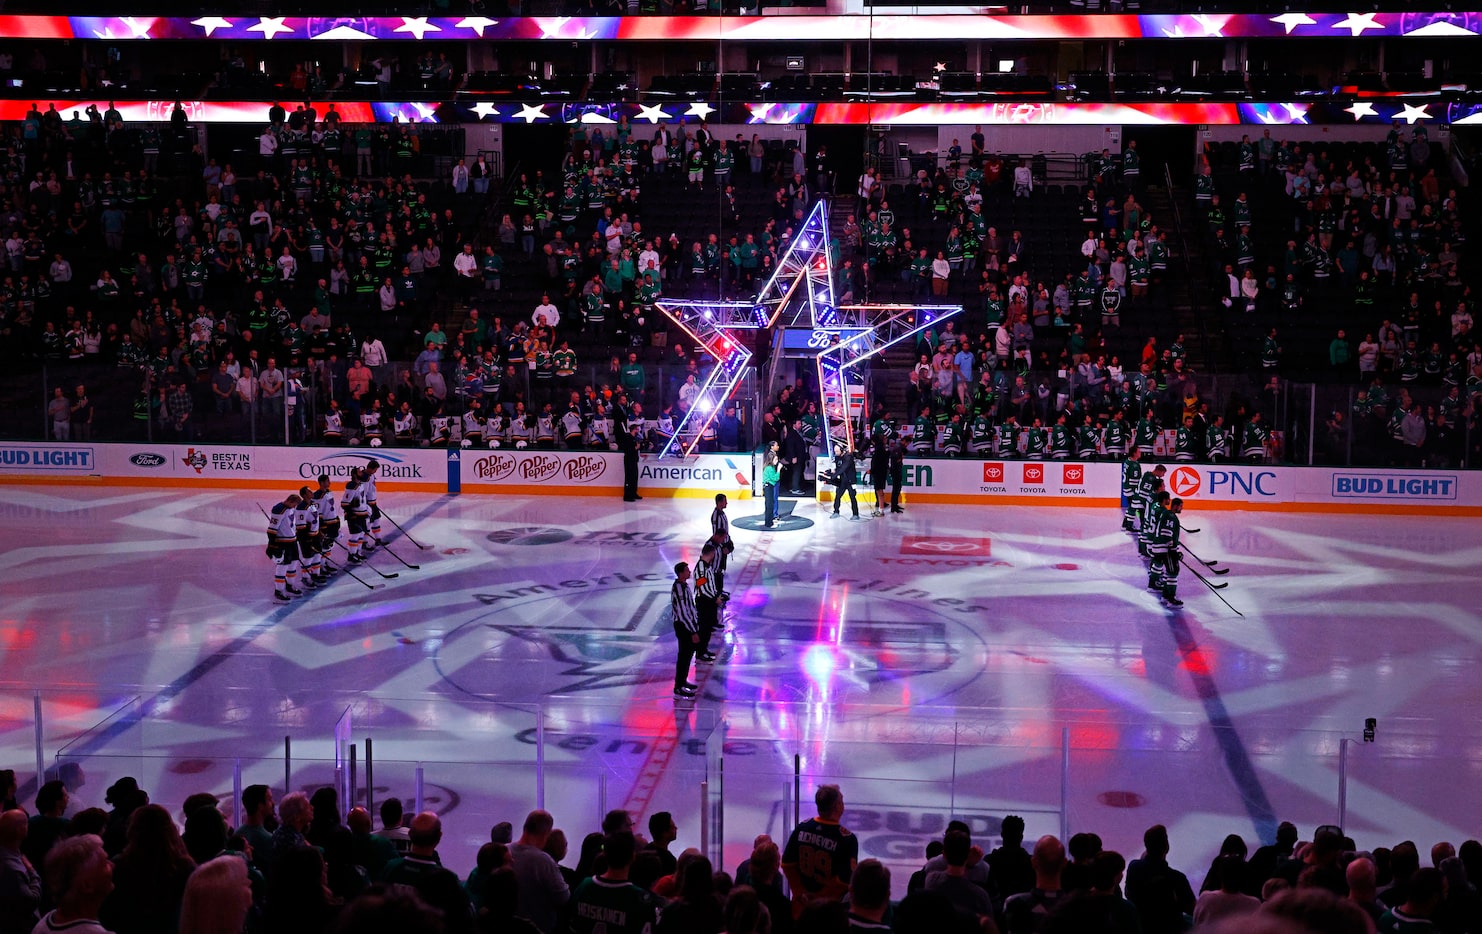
[1168,466,1202,497]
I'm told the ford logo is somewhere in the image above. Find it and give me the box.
[130,452,168,467]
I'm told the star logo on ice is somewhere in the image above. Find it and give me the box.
[249,16,293,39]
[192,16,234,36]
[1332,11,1383,36]
[395,17,442,40]
[1269,12,1316,34]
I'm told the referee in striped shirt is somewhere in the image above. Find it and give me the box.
[710,494,733,598]
[671,561,700,698]
[695,542,722,663]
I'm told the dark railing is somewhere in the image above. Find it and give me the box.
[1162,159,1220,371]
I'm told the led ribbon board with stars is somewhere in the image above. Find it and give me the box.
[10,11,1481,41]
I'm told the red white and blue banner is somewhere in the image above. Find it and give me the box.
[3,11,1479,42]
[0,99,1462,127]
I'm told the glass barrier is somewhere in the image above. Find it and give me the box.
[11,686,1482,887]
[4,358,1472,467]
[0,359,765,453]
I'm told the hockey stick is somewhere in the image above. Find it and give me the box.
[319,551,382,591]
[1182,526,1202,533]
[1181,541,1229,575]
[381,511,430,550]
[374,541,421,570]
[1180,554,1244,617]
[334,540,399,579]
[1180,554,1230,590]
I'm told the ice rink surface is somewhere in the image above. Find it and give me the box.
[1,483,1479,884]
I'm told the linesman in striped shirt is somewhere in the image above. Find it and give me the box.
[695,541,722,663]
[710,494,733,598]
[671,561,700,698]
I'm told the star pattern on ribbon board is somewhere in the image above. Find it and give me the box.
[514,103,548,124]
[1269,12,1316,33]
[248,16,293,39]
[395,16,441,40]
[636,103,670,124]
[191,16,234,36]
[654,201,961,457]
[1396,102,1432,124]
[456,16,498,36]
[1333,11,1383,35]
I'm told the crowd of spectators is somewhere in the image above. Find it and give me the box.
[0,769,1465,934]
[0,94,1475,467]
[1197,126,1480,467]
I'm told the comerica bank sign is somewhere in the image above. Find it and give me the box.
[299,453,426,480]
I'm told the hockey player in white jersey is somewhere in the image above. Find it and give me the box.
[268,492,303,601]
[362,459,383,548]
[313,473,340,579]
[343,470,369,563]
[462,401,486,447]
[294,486,323,586]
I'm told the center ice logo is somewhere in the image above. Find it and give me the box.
[1168,466,1201,497]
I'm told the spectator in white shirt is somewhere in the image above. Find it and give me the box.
[453,244,479,300]
[1452,303,1473,338]
[533,295,560,328]
[638,243,661,277]
[361,335,388,385]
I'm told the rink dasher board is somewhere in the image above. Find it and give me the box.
[811,456,1482,515]
[0,441,1477,514]
[0,441,753,500]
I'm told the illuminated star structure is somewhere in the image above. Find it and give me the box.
[654,201,961,458]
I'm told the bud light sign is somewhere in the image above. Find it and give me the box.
[1332,473,1457,500]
